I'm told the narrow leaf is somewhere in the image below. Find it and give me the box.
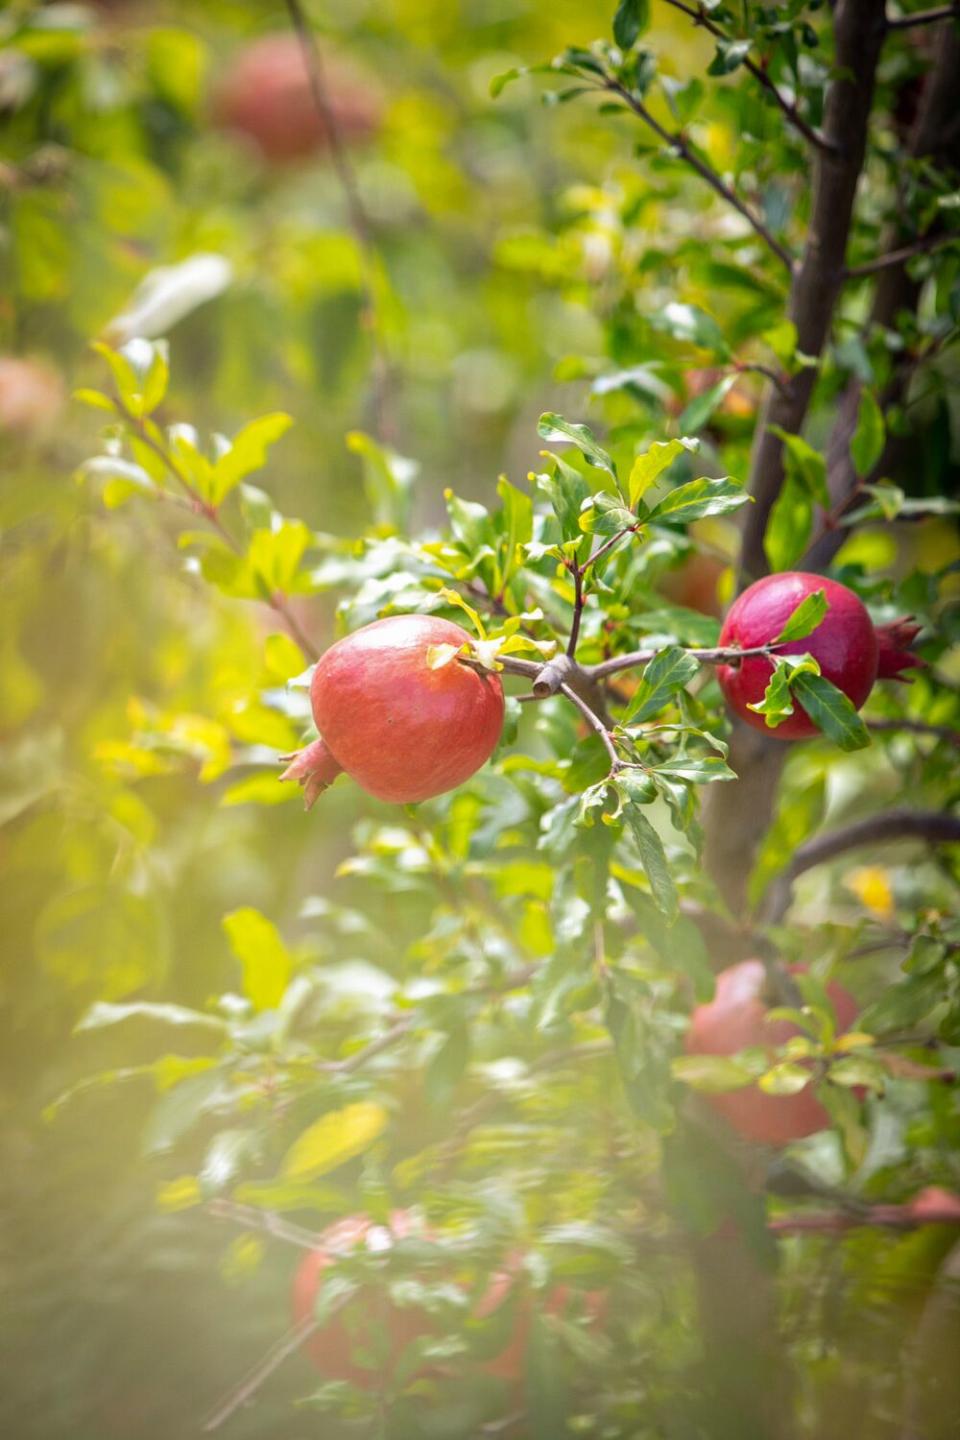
[791,671,871,750]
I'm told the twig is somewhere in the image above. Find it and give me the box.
[603,78,795,272]
[283,0,393,440]
[762,809,960,922]
[559,681,623,771]
[658,0,838,154]
[567,563,586,657]
[202,1314,324,1431]
[844,231,958,278]
[886,3,960,28]
[208,1198,323,1250]
[580,525,641,576]
[769,1200,960,1234]
[112,399,320,661]
[320,1015,415,1074]
[868,717,960,748]
[588,642,780,682]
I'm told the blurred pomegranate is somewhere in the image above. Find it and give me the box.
[213,33,382,164]
[0,357,65,439]
[659,551,727,618]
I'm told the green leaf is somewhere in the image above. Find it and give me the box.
[538,412,618,482]
[210,413,293,504]
[708,38,753,75]
[613,0,650,49]
[75,1001,227,1041]
[758,1062,812,1096]
[764,471,813,571]
[791,671,871,750]
[621,646,700,723]
[347,431,418,532]
[671,1054,754,1092]
[677,374,738,432]
[647,476,750,526]
[747,653,820,727]
[579,490,637,536]
[652,755,736,784]
[222,908,293,1011]
[621,799,677,921]
[650,302,730,357]
[772,589,827,644]
[281,1101,389,1180]
[850,389,885,478]
[628,437,699,509]
[769,427,829,507]
[534,455,592,542]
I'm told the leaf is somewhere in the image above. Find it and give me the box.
[210,413,293,503]
[768,427,829,507]
[621,646,700,724]
[621,800,677,921]
[156,1176,203,1212]
[222,908,292,1011]
[671,1054,754,1092]
[281,1101,388,1181]
[678,374,738,432]
[772,589,827,644]
[764,471,813,571]
[647,476,750,526]
[426,642,466,670]
[538,413,618,482]
[105,253,233,344]
[628,437,699,508]
[650,302,730,357]
[579,490,637,536]
[613,0,650,49]
[747,654,820,728]
[850,389,885,478]
[791,672,871,751]
[75,1001,227,1041]
[652,755,736,784]
[708,38,753,75]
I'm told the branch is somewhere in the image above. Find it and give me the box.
[769,1201,960,1235]
[602,79,795,271]
[659,0,838,154]
[868,717,960,749]
[208,1198,323,1250]
[560,681,623,771]
[886,3,960,27]
[589,642,781,682]
[112,399,320,662]
[202,1314,323,1431]
[844,231,959,278]
[738,0,888,583]
[283,0,393,440]
[567,562,585,657]
[762,809,960,921]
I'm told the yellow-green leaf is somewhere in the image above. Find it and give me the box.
[281,1101,389,1181]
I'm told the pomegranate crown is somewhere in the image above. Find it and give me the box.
[874,616,924,682]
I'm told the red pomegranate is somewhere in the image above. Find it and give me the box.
[293,1214,606,1387]
[717,571,920,740]
[281,614,504,806]
[685,959,859,1146]
[0,356,64,438]
[909,1187,960,1225]
[212,34,381,165]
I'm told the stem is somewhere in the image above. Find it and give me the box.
[579,525,640,576]
[844,232,958,278]
[603,79,795,272]
[283,0,393,440]
[658,0,838,154]
[769,1201,960,1234]
[567,563,585,657]
[113,399,320,662]
[202,1314,324,1431]
[868,717,960,749]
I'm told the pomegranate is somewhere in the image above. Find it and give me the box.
[717,571,921,740]
[293,1213,606,1387]
[685,959,859,1146]
[909,1187,960,1225]
[212,34,381,165]
[0,356,64,438]
[281,614,504,806]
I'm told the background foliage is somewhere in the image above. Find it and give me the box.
[2,2,960,1439]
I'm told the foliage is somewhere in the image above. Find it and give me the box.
[2,2,960,1440]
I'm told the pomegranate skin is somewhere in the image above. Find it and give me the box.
[717,572,879,740]
[293,1211,437,1386]
[476,1268,607,1383]
[213,35,381,164]
[685,959,859,1147]
[311,614,504,804]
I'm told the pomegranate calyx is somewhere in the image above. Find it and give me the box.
[279,737,343,809]
[875,616,924,682]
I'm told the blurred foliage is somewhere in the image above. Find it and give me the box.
[1,2,960,1440]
